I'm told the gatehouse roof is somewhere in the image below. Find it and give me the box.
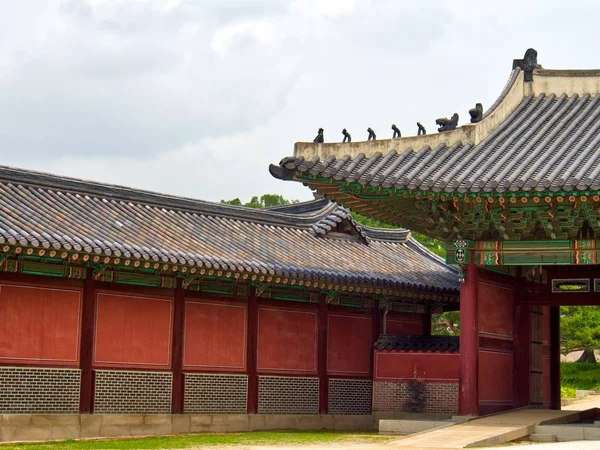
[271,64,600,194]
[270,50,600,241]
[0,165,458,294]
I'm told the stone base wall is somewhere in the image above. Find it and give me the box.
[0,413,377,442]
[328,379,372,415]
[0,367,81,414]
[94,370,172,414]
[184,373,248,414]
[373,381,458,415]
[258,376,319,414]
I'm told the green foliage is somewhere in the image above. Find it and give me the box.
[1,431,388,449]
[221,194,297,209]
[432,311,460,336]
[561,362,600,396]
[560,306,600,356]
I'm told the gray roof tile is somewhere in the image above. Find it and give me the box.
[0,165,458,293]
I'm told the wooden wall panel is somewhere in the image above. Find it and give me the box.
[94,292,173,369]
[0,283,81,365]
[374,352,459,382]
[478,282,514,339]
[479,351,513,404]
[257,307,317,374]
[327,314,371,375]
[386,312,424,335]
[183,300,247,371]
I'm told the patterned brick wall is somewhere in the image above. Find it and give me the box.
[94,370,172,414]
[328,378,372,415]
[0,367,80,413]
[373,381,458,414]
[184,373,248,414]
[258,376,319,414]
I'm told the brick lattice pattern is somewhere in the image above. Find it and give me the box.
[258,376,319,414]
[373,381,458,414]
[328,378,372,415]
[94,370,172,414]
[184,373,248,414]
[0,367,80,413]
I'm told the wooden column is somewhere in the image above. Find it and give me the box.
[318,297,329,414]
[79,268,96,413]
[513,268,531,408]
[459,258,479,416]
[171,280,185,414]
[550,306,561,410]
[423,306,432,336]
[247,290,259,414]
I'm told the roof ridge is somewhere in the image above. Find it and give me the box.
[0,165,338,228]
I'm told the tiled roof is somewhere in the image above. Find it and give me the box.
[271,68,600,195]
[0,166,458,293]
[374,335,459,352]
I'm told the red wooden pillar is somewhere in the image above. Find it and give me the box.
[318,297,328,414]
[247,291,259,414]
[459,258,479,416]
[79,268,96,413]
[171,280,185,413]
[513,271,531,408]
[423,306,432,336]
[550,306,561,410]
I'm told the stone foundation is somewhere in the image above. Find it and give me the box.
[0,413,378,442]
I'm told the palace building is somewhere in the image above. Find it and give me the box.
[1,48,600,441]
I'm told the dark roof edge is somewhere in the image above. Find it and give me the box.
[482,68,521,119]
[0,165,339,228]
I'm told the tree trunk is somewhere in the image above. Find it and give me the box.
[577,348,597,363]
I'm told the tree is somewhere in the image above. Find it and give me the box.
[432,311,460,336]
[221,194,297,209]
[561,306,600,363]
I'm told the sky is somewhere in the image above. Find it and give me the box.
[1,0,599,204]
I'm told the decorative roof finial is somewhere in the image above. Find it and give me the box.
[342,128,351,143]
[469,103,483,124]
[436,113,459,132]
[417,122,426,136]
[313,128,324,143]
[367,127,376,141]
[512,48,541,82]
[391,124,401,138]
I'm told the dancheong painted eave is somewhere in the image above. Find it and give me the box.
[270,50,600,241]
[0,165,458,295]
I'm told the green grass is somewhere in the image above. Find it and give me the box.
[561,362,600,396]
[0,431,390,450]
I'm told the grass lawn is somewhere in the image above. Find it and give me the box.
[0,431,390,450]
[561,362,600,397]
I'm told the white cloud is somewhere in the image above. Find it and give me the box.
[1,0,600,204]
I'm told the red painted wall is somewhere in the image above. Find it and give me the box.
[327,313,372,375]
[386,312,424,335]
[479,351,513,404]
[0,283,81,365]
[374,352,459,382]
[478,282,514,339]
[257,307,317,374]
[94,292,173,369]
[183,299,247,371]
[542,306,552,408]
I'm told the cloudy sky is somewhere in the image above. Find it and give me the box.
[1,0,598,204]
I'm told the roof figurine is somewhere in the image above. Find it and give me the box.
[512,48,541,82]
[342,128,351,143]
[436,113,459,132]
[417,122,426,135]
[469,103,483,123]
[391,124,401,138]
[367,127,376,141]
[313,127,324,143]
